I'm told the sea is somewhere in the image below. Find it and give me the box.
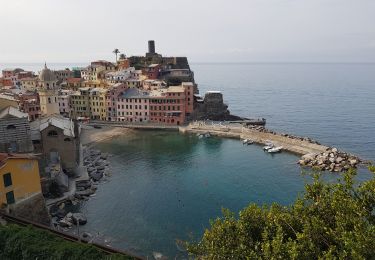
[1,62,375,258]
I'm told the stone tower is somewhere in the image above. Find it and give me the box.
[148,40,155,54]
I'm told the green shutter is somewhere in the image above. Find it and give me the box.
[3,173,12,187]
[6,191,15,204]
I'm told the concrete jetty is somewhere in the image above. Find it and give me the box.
[180,121,366,172]
[179,121,329,156]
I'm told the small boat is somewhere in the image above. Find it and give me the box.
[263,143,274,151]
[198,134,204,139]
[268,146,283,153]
[205,133,211,138]
[243,139,254,145]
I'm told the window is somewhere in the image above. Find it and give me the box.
[64,138,71,142]
[47,130,58,137]
[3,172,12,187]
[6,124,16,130]
[6,191,15,205]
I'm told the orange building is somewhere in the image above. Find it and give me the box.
[0,153,42,207]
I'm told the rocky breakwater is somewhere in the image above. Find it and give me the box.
[82,147,110,183]
[298,147,362,172]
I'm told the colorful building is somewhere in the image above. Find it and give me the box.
[18,92,41,121]
[149,83,194,125]
[58,90,72,117]
[69,87,90,119]
[105,83,127,121]
[65,78,83,91]
[89,88,107,120]
[117,88,150,122]
[0,93,19,111]
[144,64,161,79]
[0,153,42,207]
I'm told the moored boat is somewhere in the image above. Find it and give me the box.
[268,146,283,153]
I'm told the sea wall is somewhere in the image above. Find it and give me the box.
[180,123,328,155]
[180,122,365,172]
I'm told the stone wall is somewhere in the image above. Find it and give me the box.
[8,192,50,225]
[0,116,33,153]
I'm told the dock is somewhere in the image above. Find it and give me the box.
[180,122,329,156]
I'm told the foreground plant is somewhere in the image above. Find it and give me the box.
[187,167,375,259]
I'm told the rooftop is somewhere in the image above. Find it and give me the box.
[30,115,75,140]
[0,153,38,166]
[0,106,28,119]
[0,93,18,101]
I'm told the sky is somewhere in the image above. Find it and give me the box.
[0,0,374,63]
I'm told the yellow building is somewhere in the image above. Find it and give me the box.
[89,88,107,120]
[0,93,18,111]
[0,153,42,207]
[69,87,90,119]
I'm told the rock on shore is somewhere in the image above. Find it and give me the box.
[298,147,361,172]
[82,147,110,184]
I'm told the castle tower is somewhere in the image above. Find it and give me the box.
[148,40,155,54]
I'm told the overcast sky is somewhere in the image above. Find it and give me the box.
[1,0,374,63]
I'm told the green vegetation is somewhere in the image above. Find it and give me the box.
[0,224,134,260]
[187,168,375,259]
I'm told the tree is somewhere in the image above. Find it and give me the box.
[187,167,375,259]
[119,53,126,60]
[113,48,120,62]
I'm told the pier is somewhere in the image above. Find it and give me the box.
[180,121,329,156]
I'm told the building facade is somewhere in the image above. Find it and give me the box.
[0,106,33,153]
[0,153,42,207]
[18,92,41,121]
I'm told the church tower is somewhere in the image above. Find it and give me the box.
[38,63,60,116]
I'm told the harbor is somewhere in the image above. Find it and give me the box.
[180,121,365,172]
[180,121,329,155]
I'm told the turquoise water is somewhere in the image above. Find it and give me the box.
[80,131,309,257]
[2,62,374,258]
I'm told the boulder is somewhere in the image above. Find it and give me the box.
[72,213,87,225]
[97,165,105,171]
[335,157,343,163]
[59,219,72,228]
[91,171,103,182]
[100,153,108,160]
[87,167,96,173]
[76,189,95,197]
[95,159,104,166]
[349,159,358,166]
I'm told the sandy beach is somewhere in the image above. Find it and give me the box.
[80,126,133,146]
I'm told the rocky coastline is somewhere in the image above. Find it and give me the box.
[50,147,111,233]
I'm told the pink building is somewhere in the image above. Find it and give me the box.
[58,90,72,117]
[105,83,127,121]
[143,64,160,79]
[117,88,150,122]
